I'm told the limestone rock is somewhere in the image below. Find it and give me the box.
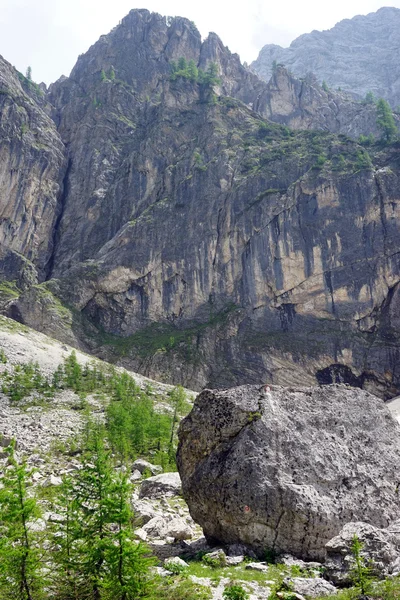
[164,556,189,570]
[252,7,400,107]
[284,577,338,598]
[0,54,66,278]
[325,521,400,584]
[177,384,400,561]
[131,499,162,524]
[163,517,193,541]
[139,472,182,499]
[132,459,163,476]
[245,562,269,572]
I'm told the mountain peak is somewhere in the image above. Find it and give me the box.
[252,7,400,106]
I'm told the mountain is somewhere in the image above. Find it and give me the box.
[251,7,400,107]
[1,9,400,398]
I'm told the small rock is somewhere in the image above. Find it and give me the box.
[132,459,163,476]
[164,517,193,541]
[164,556,189,570]
[42,474,63,487]
[226,555,245,565]
[130,469,142,481]
[153,566,170,577]
[134,528,148,541]
[245,562,269,572]
[285,577,338,598]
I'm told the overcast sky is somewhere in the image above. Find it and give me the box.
[0,1,399,84]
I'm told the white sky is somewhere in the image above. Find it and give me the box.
[0,0,398,84]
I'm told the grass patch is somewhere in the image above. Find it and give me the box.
[94,303,239,359]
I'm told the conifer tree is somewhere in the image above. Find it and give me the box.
[376,98,397,142]
[52,423,154,599]
[0,443,46,600]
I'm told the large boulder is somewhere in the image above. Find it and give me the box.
[177,384,400,561]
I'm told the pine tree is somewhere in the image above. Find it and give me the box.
[0,443,46,600]
[26,66,32,81]
[52,424,154,599]
[187,60,198,82]
[376,98,397,142]
[102,472,155,599]
[364,91,375,104]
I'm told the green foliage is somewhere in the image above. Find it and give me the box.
[202,552,226,569]
[349,535,372,595]
[106,390,173,467]
[223,583,249,600]
[51,424,155,599]
[1,362,53,401]
[314,154,326,168]
[101,69,107,82]
[376,98,397,142]
[0,348,6,363]
[358,133,374,145]
[151,579,211,600]
[0,443,46,599]
[322,80,329,92]
[26,66,32,81]
[331,153,346,171]
[170,58,220,88]
[165,561,188,575]
[109,67,115,80]
[364,91,376,104]
[355,150,372,170]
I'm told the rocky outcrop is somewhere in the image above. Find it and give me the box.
[325,521,400,584]
[252,7,400,107]
[0,55,66,279]
[177,384,400,561]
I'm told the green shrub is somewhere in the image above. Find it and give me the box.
[202,552,226,568]
[223,583,249,600]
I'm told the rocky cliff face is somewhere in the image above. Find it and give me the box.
[252,7,400,108]
[1,10,400,397]
[0,55,66,281]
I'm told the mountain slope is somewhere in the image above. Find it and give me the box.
[252,7,400,107]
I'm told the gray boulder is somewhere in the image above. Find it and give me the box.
[139,472,182,499]
[284,577,337,598]
[177,384,400,561]
[132,459,163,476]
[325,521,400,584]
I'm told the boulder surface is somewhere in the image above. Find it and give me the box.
[177,384,400,560]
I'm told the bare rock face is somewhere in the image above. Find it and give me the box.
[0,55,66,278]
[252,7,400,107]
[177,384,400,561]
